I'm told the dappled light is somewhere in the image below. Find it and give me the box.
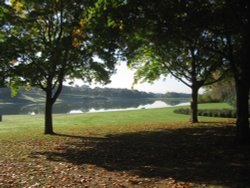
[27,122,250,187]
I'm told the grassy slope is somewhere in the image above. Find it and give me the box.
[0,103,229,140]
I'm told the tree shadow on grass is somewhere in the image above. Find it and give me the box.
[32,124,250,187]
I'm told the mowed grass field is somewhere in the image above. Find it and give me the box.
[0,103,231,140]
[1,103,249,187]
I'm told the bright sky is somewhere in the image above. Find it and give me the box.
[72,61,192,94]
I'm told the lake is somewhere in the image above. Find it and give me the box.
[0,99,189,115]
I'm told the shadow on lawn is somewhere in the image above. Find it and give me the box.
[32,124,250,187]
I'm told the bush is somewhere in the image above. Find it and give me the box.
[208,111,213,117]
[202,111,208,116]
[174,108,190,115]
[174,108,237,118]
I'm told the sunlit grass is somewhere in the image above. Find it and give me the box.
[0,103,230,141]
[198,102,233,109]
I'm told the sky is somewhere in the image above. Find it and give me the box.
[71,61,192,94]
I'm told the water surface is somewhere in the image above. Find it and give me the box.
[0,99,189,115]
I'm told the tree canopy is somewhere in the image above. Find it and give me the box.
[102,0,249,142]
[111,0,228,123]
[0,1,17,87]
[6,0,121,134]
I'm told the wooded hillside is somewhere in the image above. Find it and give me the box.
[0,85,191,104]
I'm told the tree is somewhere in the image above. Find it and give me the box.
[115,0,227,123]
[205,0,250,143]
[9,0,119,134]
[118,0,249,142]
[0,1,15,88]
[129,38,226,123]
[225,1,249,143]
[199,78,236,104]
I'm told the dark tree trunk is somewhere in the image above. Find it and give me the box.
[235,28,250,143]
[189,49,199,123]
[44,89,54,135]
[235,79,250,144]
[43,77,64,135]
[226,31,250,144]
[191,86,199,123]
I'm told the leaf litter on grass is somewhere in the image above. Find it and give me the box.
[0,120,250,187]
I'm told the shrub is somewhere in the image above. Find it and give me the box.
[174,108,190,115]
[174,108,237,118]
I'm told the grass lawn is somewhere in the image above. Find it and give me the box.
[0,103,249,187]
[198,102,233,109]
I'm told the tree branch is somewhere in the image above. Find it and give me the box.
[162,62,191,87]
[203,69,229,86]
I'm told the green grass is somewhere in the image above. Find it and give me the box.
[0,103,228,140]
[198,102,233,109]
[1,102,249,188]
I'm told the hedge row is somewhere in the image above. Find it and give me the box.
[174,108,237,118]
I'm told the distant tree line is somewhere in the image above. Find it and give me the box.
[0,85,191,104]
[62,85,156,99]
[159,92,191,99]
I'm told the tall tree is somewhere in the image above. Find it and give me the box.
[114,0,227,123]
[128,37,226,123]
[9,0,119,134]
[0,1,13,87]
[204,0,250,143]
[119,0,249,142]
[225,0,249,143]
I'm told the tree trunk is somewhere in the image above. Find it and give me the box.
[43,77,64,135]
[44,89,54,135]
[235,80,250,144]
[226,32,249,144]
[235,28,250,144]
[191,86,199,123]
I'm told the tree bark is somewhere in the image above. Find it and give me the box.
[235,28,250,143]
[235,78,250,144]
[44,89,55,135]
[43,77,64,135]
[226,31,250,144]
[191,86,199,123]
